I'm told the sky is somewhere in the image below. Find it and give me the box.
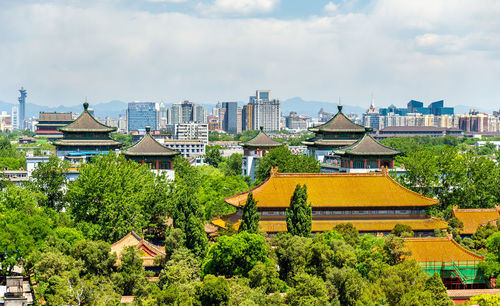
[1,0,500,109]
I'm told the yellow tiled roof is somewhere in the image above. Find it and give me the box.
[452,206,500,235]
[211,217,447,233]
[404,237,485,262]
[225,170,438,208]
[110,231,166,267]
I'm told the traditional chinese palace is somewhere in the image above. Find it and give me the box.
[54,102,122,158]
[303,105,371,162]
[212,168,447,236]
[122,126,180,171]
[451,206,500,236]
[241,129,283,180]
[404,236,488,289]
[303,105,400,173]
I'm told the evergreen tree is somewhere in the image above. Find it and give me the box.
[239,192,260,233]
[424,273,454,305]
[286,184,312,237]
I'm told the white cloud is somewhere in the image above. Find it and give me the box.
[1,0,500,109]
[144,0,188,3]
[324,2,338,15]
[197,0,280,16]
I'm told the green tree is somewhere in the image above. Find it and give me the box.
[220,153,243,176]
[30,155,69,211]
[273,233,312,282]
[391,224,415,237]
[196,275,230,306]
[424,273,454,305]
[255,146,320,182]
[114,246,149,296]
[239,192,260,234]
[70,240,116,276]
[383,235,411,265]
[332,223,360,247]
[65,153,170,242]
[205,146,223,167]
[286,184,312,237]
[248,261,281,294]
[286,272,329,306]
[158,247,200,290]
[202,231,270,277]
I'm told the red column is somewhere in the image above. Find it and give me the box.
[350,160,353,168]
[377,160,381,168]
[364,159,367,168]
[141,160,145,165]
[156,160,159,169]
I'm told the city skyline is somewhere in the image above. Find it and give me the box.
[1,1,500,108]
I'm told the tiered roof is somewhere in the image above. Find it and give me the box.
[54,102,122,148]
[334,134,400,156]
[123,127,180,157]
[110,231,166,267]
[309,105,369,133]
[404,236,485,262]
[225,169,438,208]
[241,130,282,148]
[59,102,116,133]
[452,206,500,235]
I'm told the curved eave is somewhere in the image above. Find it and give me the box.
[241,143,283,148]
[122,151,180,157]
[59,127,117,132]
[334,151,401,156]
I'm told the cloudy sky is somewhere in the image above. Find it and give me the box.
[1,0,500,109]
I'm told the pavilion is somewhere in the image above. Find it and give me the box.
[241,128,283,180]
[212,167,447,236]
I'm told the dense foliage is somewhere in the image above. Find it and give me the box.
[255,146,321,182]
[2,134,499,304]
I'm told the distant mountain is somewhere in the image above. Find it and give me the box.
[281,97,366,117]
[0,100,128,119]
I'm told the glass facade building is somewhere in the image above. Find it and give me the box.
[127,102,158,132]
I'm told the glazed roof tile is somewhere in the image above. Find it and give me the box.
[123,130,180,157]
[309,105,368,133]
[241,130,282,148]
[404,237,485,262]
[334,134,400,156]
[225,170,438,208]
[53,139,123,147]
[110,231,166,267]
[59,103,116,132]
[38,112,73,122]
[452,206,500,234]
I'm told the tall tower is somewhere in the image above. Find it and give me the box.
[18,87,27,129]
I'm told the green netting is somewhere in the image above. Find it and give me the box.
[418,261,486,285]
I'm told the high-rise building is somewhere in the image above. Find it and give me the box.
[174,123,209,143]
[127,102,158,132]
[11,106,19,130]
[18,87,27,129]
[242,104,253,131]
[170,101,206,124]
[193,104,207,123]
[221,102,239,134]
[244,90,280,132]
[362,98,382,130]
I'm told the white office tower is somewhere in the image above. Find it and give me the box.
[249,90,280,132]
[11,106,19,130]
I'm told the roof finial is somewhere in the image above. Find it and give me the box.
[260,126,264,132]
[83,100,89,111]
[145,126,151,133]
[270,166,278,176]
[337,97,343,112]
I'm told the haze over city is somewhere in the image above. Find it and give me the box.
[1,0,500,108]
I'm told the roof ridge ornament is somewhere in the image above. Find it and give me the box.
[83,102,89,111]
[270,166,279,176]
[381,166,388,175]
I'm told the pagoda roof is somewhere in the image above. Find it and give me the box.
[59,103,116,132]
[38,112,73,122]
[404,236,485,262]
[212,216,447,233]
[241,130,282,148]
[123,127,180,157]
[309,105,369,133]
[110,231,166,267]
[301,137,358,147]
[452,206,500,235]
[334,134,400,156]
[53,139,122,147]
[225,168,438,208]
